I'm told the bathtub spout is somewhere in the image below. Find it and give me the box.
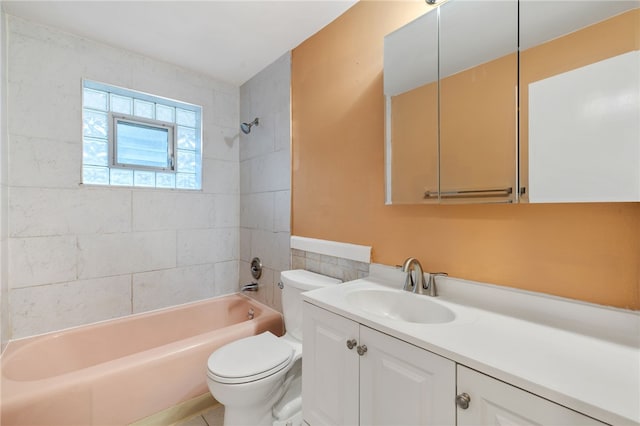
[241,282,258,292]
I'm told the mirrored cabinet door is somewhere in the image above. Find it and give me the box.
[384,10,438,205]
[438,0,518,204]
[520,1,640,203]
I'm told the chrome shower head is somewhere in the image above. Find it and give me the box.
[240,117,259,134]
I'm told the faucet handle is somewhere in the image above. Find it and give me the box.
[426,272,447,297]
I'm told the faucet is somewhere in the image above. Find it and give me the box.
[401,258,427,295]
[402,258,447,297]
[241,282,258,292]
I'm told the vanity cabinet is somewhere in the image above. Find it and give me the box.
[302,302,455,426]
[303,302,609,426]
[457,366,606,425]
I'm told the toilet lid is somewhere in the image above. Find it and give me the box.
[207,332,294,384]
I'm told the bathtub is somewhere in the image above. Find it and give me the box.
[0,294,283,426]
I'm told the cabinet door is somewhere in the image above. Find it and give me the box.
[302,303,359,426]
[457,365,606,425]
[359,326,456,426]
[439,0,518,204]
[520,2,640,202]
[384,9,439,205]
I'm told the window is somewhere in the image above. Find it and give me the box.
[82,80,202,190]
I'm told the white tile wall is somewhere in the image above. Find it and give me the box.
[214,260,240,297]
[8,135,81,189]
[9,188,132,237]
[202,125,240,162]
[1,8,9,348]
[176,228,238,267]
[240,228,252,262]
[274,191,291,232]
[3,16,241,340]
[9,236,77,288]
[132,264,215,313]
[241,192,275,230]
[202,159,240,194]
[213,194,240,228]
[132,191,216,231]
[10,275,132,338]
[240,53,291,313]
[77,231,177,279]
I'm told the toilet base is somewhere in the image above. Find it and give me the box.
[211,380,285,426]
[223,405,274,426]
[273,410,303,426]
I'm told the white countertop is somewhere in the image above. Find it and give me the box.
[302,267,640,425]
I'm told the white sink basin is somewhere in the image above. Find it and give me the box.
[345,288,455,324]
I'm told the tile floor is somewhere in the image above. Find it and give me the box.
[174,404,224,426]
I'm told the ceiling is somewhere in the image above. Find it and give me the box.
[1,0,357,86]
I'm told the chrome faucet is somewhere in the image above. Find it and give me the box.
[241,282,258,292]
[401,257,427,295]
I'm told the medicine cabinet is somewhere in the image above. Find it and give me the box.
[520,1,640,203]
[384,0,640,204]
[384,0,518,205]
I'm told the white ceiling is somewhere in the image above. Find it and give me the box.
[1,0,357,86]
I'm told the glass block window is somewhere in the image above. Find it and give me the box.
[82,80,202,190]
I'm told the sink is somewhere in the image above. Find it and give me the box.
[345,289,455,324]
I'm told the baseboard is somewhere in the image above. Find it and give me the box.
[129,393,218,426]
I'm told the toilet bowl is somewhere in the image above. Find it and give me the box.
[206,270,341,426]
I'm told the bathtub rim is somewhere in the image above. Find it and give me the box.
[1,292,276,357]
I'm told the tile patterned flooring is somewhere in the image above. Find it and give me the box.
[174,404,224,426]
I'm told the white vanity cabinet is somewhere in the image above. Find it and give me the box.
[303,301,612,426]
[456,366,607,425]
[302,302,456,426]
[302,301,359,425]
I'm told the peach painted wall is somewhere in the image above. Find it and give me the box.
[291,1,640,310]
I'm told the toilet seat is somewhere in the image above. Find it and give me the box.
[207,332,294,385]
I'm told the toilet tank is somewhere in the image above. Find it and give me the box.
[280,269,341,341]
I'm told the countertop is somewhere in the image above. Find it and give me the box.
[302,267,640,425]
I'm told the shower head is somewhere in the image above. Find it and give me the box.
[240,118,259,134]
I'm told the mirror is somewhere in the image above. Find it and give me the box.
[439,0,518,204]
[384,0,518,205]
[520,1,640,202]
[384,10,438,204]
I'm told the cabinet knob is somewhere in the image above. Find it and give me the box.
[356,345,368,356]
[346,339,357,350]
[456,393,471,410]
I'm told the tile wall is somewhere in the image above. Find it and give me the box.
[1,8,9,348]
[239,53,291,313]
[4,16,241,339]
[291,249,370,283]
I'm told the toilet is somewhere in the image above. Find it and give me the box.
[206,269,341,426]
